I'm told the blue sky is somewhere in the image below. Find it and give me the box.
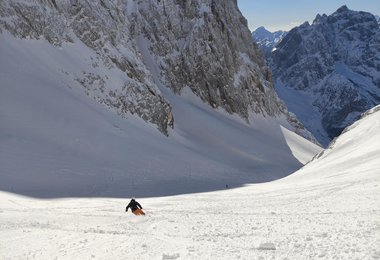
[237,0,380,32]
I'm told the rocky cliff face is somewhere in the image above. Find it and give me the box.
[0,0,313,140]
[269,6,380,146]
[0,0,175,134]
[252,26,287,58]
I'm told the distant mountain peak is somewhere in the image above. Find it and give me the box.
[336,5,349,13]
[312,13,328,25]
[252,27,287,59]
[255,26,270,32]
[268,6,380,146]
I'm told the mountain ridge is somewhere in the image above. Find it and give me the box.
[268,5,380,146]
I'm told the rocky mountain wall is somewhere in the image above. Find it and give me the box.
[0,0,313,140]
[269,6,380,145]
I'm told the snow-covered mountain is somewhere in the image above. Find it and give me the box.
[252,26,287,58]
[1,106,378,259]
[376,15,380,26]
[0,0,312,137]
[0,0,320,197]
[268,5,380,146]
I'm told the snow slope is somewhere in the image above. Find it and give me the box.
[0,33,321,198]
[1,107,379,259]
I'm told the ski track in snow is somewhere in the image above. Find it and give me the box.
[1,176,379,260]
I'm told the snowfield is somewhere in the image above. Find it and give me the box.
[1,107,379,259]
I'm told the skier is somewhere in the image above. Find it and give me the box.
[126,198,145,215]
